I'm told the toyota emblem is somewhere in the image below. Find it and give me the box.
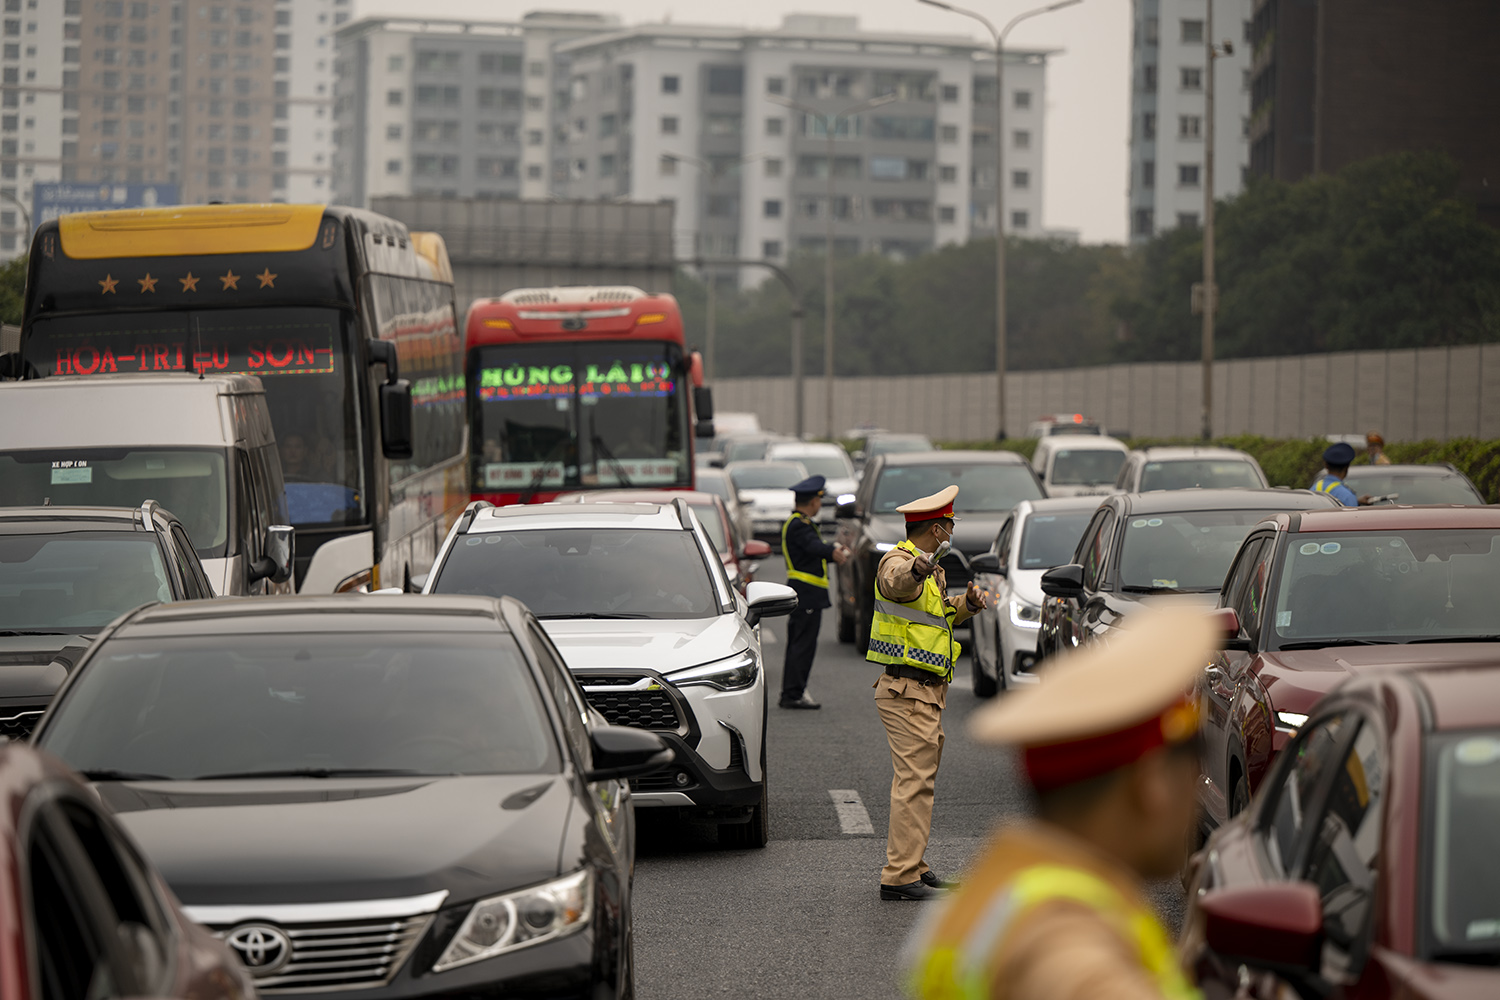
[225,923,292,975]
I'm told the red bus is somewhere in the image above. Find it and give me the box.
[464,286,712,504]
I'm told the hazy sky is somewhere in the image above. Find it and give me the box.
[354,0,1132,244]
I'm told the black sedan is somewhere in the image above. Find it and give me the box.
[1036,489,1337,659]
[32,594,670,999]
[832,450,1044,653]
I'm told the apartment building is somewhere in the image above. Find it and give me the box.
[1126,0,1251,242]
[0,0,67,256]
[553,14,1050,268]
[330,12,618,208]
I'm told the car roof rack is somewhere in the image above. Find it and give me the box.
[139,499,161,528]
[456,500,494,534]
[672,496,694,529]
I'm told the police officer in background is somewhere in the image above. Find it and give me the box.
[1311,442,1369,506]
[779,475,849,710]
[904,606,1214,1000]
[870,485,988,901]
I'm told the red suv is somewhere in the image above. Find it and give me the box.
[1201,505,1500,831]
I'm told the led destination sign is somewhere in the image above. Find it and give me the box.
[32,321,339,378]
[477,360,675,401]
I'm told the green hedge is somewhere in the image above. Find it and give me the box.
[930,435,1500,502]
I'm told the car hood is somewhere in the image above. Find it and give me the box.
[1044,483,1116,498]
[541,614,747,673]
[739,489,794,509]
[104,774,575,906]
[1005,569,1048,607]
[0,634,92,699]
[1257,642,1500,715]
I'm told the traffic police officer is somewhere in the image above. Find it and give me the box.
[904,605,1214,1000]
[779,474,849,710]
[1311,442,1361,506]
[870,485,989,900]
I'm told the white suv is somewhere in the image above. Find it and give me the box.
[424,499,797,847]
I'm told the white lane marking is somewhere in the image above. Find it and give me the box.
[829,789,875,835]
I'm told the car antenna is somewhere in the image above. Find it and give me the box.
[193,314,205,379]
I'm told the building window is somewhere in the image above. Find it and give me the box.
[763,199,781,218]
[387,55,402,72]
[1012,129,1031,150]
[1141,160,1155,188]
[386,124,401,140]
[1142,112,1156,139]
[1181,19,1203,43]
[528,60,546,77]
[1177,211,1199,228]
[1178,163,1200,186]
[941,83,959,102]
[479,53,522,74]
[599,113,616,138]
[939,164,957,182]
[1012,169,1029,189]
[765,116,783,137]
[1010,210,1028,230]
[706,195,737,218]
[1133,208,1153,236]
[939,123,959,143]
[386,159,400,174]
[766,76,784,95]
[1179,115,1201,138]
[599,154,614,177]
[939,205,956,223]
[386,89,402,106]
[706,66,743,95]
[971,128,992,146]
[527,163,543,179]
[659,154,676,176]
[1180,67,1201,90]
[705,113,740,136]
[526,128,543,146]
[660,115,678,135]
[763,158,782,178]
[1142,65,1157,90]
[526,94,544,111]
[762,240,782,258]
[1013,89,1031,110]
[661,74,679,94]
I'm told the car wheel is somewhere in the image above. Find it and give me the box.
[972,622,998,699]
[834,565,855,643]
[720,779,769,849]
[1230,771,1250,818]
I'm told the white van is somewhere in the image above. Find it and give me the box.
[0,374,293,595]
[1032,435,1129,497]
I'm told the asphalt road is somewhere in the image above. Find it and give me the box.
[632,562,1185,999]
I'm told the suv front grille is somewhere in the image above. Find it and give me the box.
[0,708,46,741]
[585,688,682,730]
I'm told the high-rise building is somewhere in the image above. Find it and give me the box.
[1127,0,1252,243]
[551,14,1049,269]
[0,0,68,257]
[1249,0,1500,227]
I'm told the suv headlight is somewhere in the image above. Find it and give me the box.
[433,869,593,973]
[1275,711,1309,735]
[665,650,758,690]
[1009,599,1042,629]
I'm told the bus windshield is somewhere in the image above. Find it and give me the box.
[23,307,363,528]
[470,342,689,493]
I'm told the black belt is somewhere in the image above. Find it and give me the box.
[883,665,948,686]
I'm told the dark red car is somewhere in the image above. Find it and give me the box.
[1185,662,1500,999]
[1201,506,1500,831]
[0,743,254,1000]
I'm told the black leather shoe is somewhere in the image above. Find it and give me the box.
[921,870,960,890]
[778,693,821,709]
[881,880,947,901]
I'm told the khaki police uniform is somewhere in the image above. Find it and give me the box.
[904,606,1216,1000]
[869,485,977,893]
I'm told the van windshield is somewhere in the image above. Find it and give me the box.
[0,449,229,557]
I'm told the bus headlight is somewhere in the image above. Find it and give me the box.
[433,869,593,972]
[1009,599,1042,630]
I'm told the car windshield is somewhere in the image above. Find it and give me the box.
[0,449,228,557]
[432,527,719,619]
[724,439,775,464]
[773,453,852,481]
[37,634,559,779]
[1017,511,1095,570]
[1044,424,1101,436]
[1117,509,1278,592]
[1344,471,1484,505]
[695,473,732,503]
[868,436,933,456]
[1270,529,1500,644]
[1427,729,1500,959]
[693,504,730,554]
[1050,449,1126,486]
[730,463,806,491]
[0,533,171,634]
[872,464,1042,514]
[1139,459,1262,491]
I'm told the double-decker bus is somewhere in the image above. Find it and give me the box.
[465,286,712,504]
[12,203,467,593]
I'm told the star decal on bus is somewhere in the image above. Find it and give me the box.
[220,270,241,290]
[257,268,277,288]
[138,273,158,293]
[180,272,200,292]
[99,274,118,294]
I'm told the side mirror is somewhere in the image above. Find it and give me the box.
[737,492,753,505]
[968,552,1002,575]
[585,725,675,782]
[250,524,295,584]
[710,456,726,468]
[1201,882,1324,978]
[380,379,414,460]
[693,385,715,421]
[408,571,429,593]
[1214,607,1254,652]
[741,539,771,560]
[835,500,858,519]
[1040,563,1085,599]
[695,419,715,439]
[744,581,798,626]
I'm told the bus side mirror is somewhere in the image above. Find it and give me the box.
[693,386,715,438]
[380,380,414,460]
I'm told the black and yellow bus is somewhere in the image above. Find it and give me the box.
[13,203,467,592]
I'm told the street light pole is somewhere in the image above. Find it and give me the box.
[769,92,896,439]
[1201,3,1233,441]
[918,0,1081,440]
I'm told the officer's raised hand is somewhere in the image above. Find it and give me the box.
[910,552,936,578]
[831,543,850,565]
[965,580,989,611]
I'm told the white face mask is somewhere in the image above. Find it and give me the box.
[932,524,952,561]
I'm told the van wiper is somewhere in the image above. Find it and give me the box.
[1276,639,1396,650]
[80,769,173,782]
[192,767,432,780]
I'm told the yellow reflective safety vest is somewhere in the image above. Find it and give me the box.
[866,539,959,679]
[781,512,829,588]
[906,862,1202,1000]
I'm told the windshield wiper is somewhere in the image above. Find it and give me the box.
[0,629,76,637]
[536,612,652,620]
[1405,635,1500,644]
[520,437,572,503]
[192,767,433,780]
[1120,585,1190,594]
[1276,639,1397,650]
[80,769,173,782]
[1429,950,1500,967]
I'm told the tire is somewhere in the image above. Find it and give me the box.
[972,623,998,699]
[834,566,855,643]
[720,779,769,849]
[1230,771,1250,818]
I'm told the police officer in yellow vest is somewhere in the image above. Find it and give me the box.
[903,605,1214,1000]
[870,484,989,901]
[779,475,850,710]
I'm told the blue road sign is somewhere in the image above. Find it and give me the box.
[32,183,180,228]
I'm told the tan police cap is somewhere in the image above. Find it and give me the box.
[970,605,1217,792]
[896,484,959,523]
